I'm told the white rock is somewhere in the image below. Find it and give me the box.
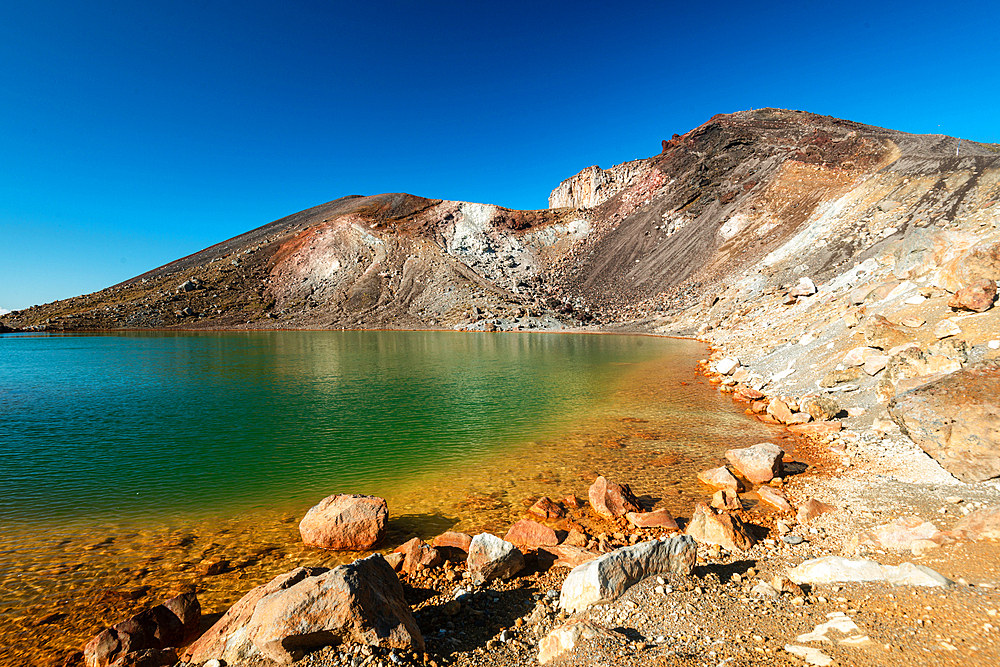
[784,644,833,666]
[990,340,1000,350]
[787,556,953,587]
[799,332,816,346]
[904,295,926,305]
[796,612,868,644]
[559,537,696,612]
[751,581,779,597]
[934,319,962,339]
[716,357,740,375]
[538,620,612,664]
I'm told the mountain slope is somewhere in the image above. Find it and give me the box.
[3,108,999,333]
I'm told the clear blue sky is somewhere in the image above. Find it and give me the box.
[2,0,998,312]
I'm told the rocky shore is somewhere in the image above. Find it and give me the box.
[6,107,1000,666]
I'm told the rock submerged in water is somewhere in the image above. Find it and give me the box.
[588,475,641,518]
[298,493,388,550]
[84,593,200,667]
[558,537,696,613]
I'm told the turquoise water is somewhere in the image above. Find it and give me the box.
[0,330,702,525]
[0,330,785,664]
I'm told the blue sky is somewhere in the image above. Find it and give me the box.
[2,0,998,312]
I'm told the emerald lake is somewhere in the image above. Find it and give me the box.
[0,330,781,664]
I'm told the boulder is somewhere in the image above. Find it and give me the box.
[183,567,328,664]
[528,497,566,520]
[787,556,953,587]
[246,555,423,663]
[107,648,177,667]
[588,476,641,518]
[953,506,1000,540]
[757,486,793,513]
[625,508,678,530]
[948,278,996,312]
[711,488,741,511]
[299,494,387,550]
[538,621,623,665]
[431,531,473,552]
[466,533,524,585]
[558,537,697,612]
[819,367,864,388]
[888,359,1000,482]
[877,347,963,399]
[766,398,794,424]
[935,239,1000,293]
[504,519,559,547]
[799,396,840,422]
[715,357,740,375]
[788,277,816,297]
[697,466,743,492]
[685,503,755,552]
[863,314,912,351]
[392,537,443,574]
[725,443,784,484]
[849,516,940,551]
[84,593,200,667]
[863,355,889,376]
[797,498,835,523]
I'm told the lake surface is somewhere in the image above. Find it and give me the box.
[0,330,783,664]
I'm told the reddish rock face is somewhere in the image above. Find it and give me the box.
[888,359,1000,483]
[528,496,566,520]
[393,537,443,574]
[711,489,741,511]
[766,398,794,424]
[725,443,784,484]
[948,278,996,312]
[298,494,388,550]
[625,508,679,530]
[431,531,473,552]
[786,421,842,437]
[588,476,641,518]
[537,545,600,569]
[504,519,559,547]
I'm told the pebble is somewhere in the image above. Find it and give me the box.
[783,535,804,545]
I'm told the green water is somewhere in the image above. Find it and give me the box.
[0,330,706,525]
[0,330,785,664]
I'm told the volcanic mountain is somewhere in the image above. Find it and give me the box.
[4,108,999,333]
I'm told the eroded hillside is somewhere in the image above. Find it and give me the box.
[3,108,999,337]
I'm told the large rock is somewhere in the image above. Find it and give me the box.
[588,476,641,518]
[685,503,755,552]
[725,443,784,484]
[625,508,678,530]
[504,519,559,547]
[935,240,1000,293]
[299,494,388,550]
[877,347,963,399]
[888,359,1000,482]
[245,555,422,663]
[799,396,840,422]
[558,537,696,612]
[466,533,524,585]
[787,556,953,587]
[949,278,996,312]
[528,496,566,520]
[538,621,623,665]
[953,506,1000,540]
[84,593,199,667]
[393,537,443,574]
[863,314,912,351]
[849,516,940,551]
[431,531,473,552]
[184,568,326,665]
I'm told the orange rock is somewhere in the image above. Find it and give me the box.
[528,496,566,520]
[767,398,794,424]
[796,498,835,523]
[393,537,443,574]
[787,421,842,437]
[756,486,793,513]
[625,509,679,530]
[504,519,559,547]
[431,531,473,552]
[588,476,641,518]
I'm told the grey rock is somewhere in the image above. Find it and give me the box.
[467,533,524,585]
[559,537,696,612]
